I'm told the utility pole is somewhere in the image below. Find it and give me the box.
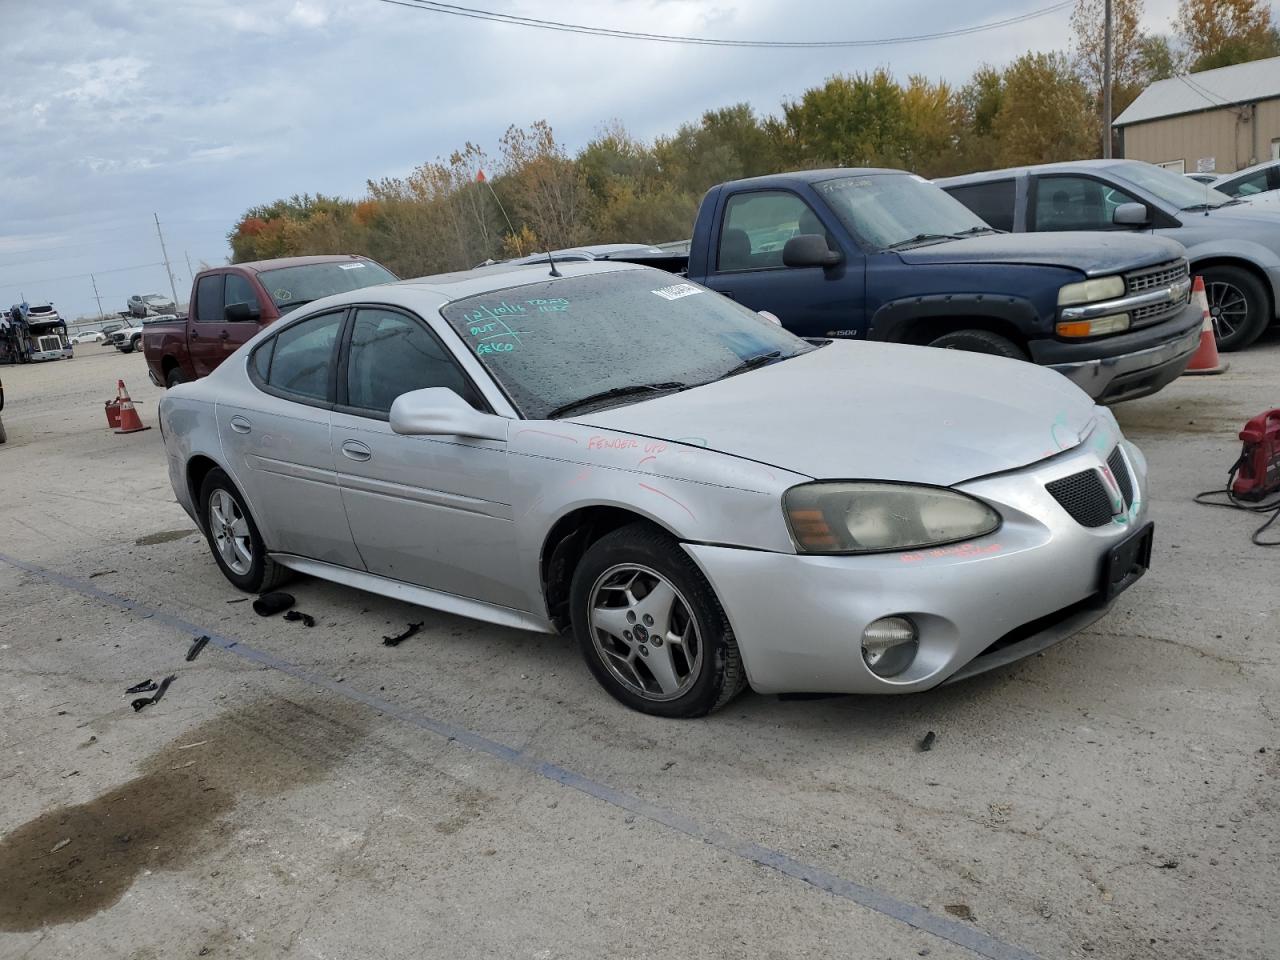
[1102,0,1113,158]
[184,250,194,284]
[90,273,105,321]
[153,212,181,308]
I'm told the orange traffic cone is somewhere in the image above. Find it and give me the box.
[1182,276,1228,376]
[114,380,151,434]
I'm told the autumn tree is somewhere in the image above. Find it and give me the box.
[993,52,1097,165]
[779,70,908,169]
[1136,34,1185,82]
[1175,0,1279,71]
[498,121,588,251]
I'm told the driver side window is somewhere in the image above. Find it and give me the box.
[717,191,830,272]
[1033,176,1141,230]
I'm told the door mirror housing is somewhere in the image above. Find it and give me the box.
[389,388,507,441]
[225,301,261,322]
[1113,202,1149,226]
[783,234,843,268]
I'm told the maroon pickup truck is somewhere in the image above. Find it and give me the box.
[143,255,397,387]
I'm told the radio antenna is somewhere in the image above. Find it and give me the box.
[546,247,562,277]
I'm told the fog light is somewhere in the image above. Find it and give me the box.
[861,616,919,678]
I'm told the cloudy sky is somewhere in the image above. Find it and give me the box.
[1,0,1179,321]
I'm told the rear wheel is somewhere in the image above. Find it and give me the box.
[166,367,186,388]
[928,329,1027,360]
[1201,265,1269,352]
[570,523,746,718]
[198,468,290,593]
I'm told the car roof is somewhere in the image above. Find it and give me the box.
[232,254,379,273]
[717,167,908,190]
[936,158,1135,187]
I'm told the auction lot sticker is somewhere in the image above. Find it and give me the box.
[652,283,702,301]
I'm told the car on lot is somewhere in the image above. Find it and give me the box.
[938,159,1280,351]
[144,255,396,387]
[607,169,1200,405]
[160,261,1154,717]
[1209,158,1280,209]
[70,330,105,345]
[107,320,148,353]
[128,293,177,317]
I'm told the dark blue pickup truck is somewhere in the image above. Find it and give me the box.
[611,169,1203,403]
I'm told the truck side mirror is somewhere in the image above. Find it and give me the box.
[225,302,261,322]
[1113,203,1149,226]
[783,234,843,268]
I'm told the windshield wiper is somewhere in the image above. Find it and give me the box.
[546,382,687,419]
[952,225,1001,235]
[885,232,962,249]
[719,350,786,379]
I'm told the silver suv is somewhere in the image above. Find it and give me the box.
[938,159,1280,351]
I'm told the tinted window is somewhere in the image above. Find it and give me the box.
[440,271,810,419]
[265,311,342,402]
[945,180,1015,232]
[256,260,398,313]
[346,308,477,415]
[224,274,260,317]
[1218,170,1270,197]
[718,191,828,271]
[1033,176,1142,230]
[195,275,224,323]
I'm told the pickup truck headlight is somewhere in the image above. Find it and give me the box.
[784,482,1001,554]
[1058,276,1125,306]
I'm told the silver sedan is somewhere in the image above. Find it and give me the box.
[159,261,1153,717]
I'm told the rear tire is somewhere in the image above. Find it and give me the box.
[198,467,290,593]
[928,329,1027,360]
[166,367,186,388]
[1201,265,1269,352]
[570,522,746,718]
[0,418,7,445]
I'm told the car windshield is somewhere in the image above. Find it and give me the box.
[440,270,813,419]
[815,174,991,249]
[255,260,398,312]
[1113,162,1234,209]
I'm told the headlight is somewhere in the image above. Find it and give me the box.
[1057,276,1125,306]
[784,482,1001,554]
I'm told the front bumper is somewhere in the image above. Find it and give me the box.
[684,434,1150,696]
[1046,305,1200,403]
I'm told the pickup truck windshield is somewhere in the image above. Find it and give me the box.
[1112,162,1234,210]
[441,270,811,419]
[256,261,398,312]
[816,174,991,249]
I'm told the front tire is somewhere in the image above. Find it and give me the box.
[928,329,1027,360]
[570,523,746,718]
[199,468,289,593]
[1201,266,1269,352]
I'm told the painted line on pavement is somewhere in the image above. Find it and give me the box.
[0,550,1044,960]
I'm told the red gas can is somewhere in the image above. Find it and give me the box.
[1232,409,1280,501]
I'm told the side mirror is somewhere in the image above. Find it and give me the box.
[225,301,261,322]
[758,310,782,326]
[1113,203,1149,226]
[783,234,843,268]
[390,387,507,441]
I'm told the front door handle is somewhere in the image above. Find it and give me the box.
[341,440,372,462]
[229,416,252,434]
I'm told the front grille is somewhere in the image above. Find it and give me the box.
[1046,446,1136,527]
[1107,447,1134,506]
[1046,470,1116,527]
[1127,259,1188,294]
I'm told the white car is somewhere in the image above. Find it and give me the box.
[1211,159,1280,208]
[71,331,105,345]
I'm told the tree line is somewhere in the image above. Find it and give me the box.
[229,0,1279,277]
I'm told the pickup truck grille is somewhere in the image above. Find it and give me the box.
[1046,447,1135,527]
[1123,259,1190,329]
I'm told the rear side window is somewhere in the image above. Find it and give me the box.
[264,311,343,402]
[195,274,224,323]
[945,180,1016,232]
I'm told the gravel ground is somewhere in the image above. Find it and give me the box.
[0,338,1277,960]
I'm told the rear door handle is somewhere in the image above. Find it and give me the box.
[341,440,372,462]
[220,330,230,341]
[229,416,252,434]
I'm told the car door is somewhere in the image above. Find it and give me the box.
[330,306,524,609]
[188,273,227,377]
[217,309,365,569]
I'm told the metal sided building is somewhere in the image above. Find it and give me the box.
[1114,57,1280,176]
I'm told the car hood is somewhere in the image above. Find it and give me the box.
[1185,204,1280,225]
[571,340,1097,486]
[896,231,1185,277]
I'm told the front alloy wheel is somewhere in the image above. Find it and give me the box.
[1202,266,1269,351]
[589,564,703,702]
